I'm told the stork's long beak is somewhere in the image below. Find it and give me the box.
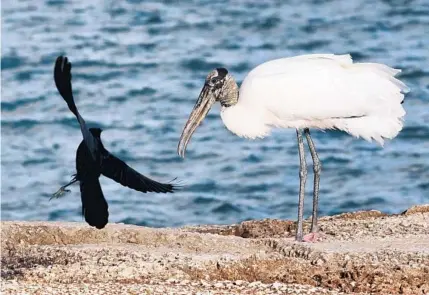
[178,85,216,158]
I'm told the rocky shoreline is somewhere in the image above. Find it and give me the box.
[2,204,429,294]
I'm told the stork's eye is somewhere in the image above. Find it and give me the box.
[210,77,220,84]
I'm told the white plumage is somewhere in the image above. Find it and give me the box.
[178,53,409,242]
[221,54,409,144]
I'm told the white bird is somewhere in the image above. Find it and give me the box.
[177,54,409,242]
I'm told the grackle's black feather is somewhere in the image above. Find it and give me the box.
[53,56,179,229]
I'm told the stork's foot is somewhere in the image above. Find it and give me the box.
[302,232,325,243]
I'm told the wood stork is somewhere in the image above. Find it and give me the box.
[177,54,409,242]
[52,56,179,229]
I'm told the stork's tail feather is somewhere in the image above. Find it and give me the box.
[338,59,408,145]
[341,115,404,146]
[353,62,410,96]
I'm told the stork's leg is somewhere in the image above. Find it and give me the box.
[296,129,307,242]
[303,128,322,242]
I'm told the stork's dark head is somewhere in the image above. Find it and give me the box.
[89,128,103,138]
[177,68,238,158]
[203,68,239,107]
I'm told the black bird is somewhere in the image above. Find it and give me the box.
[52,56,179,229]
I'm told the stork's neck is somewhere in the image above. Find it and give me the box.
[219,75,270,139]
[220,102,271,139]
[219,76,239,107]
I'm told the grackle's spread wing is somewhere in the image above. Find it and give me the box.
[54,56,99,161]
[54,56,76,114]
[101,151,177,193]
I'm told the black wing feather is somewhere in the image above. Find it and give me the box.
[101,151,177,193]
[80,178,109,229]
[54,56,78,115]
[54,56,98,161]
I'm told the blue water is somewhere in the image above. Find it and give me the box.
[1,0,429,227]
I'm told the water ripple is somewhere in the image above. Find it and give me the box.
[1,0,428,227]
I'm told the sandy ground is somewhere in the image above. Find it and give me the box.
[1,204,429,295]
